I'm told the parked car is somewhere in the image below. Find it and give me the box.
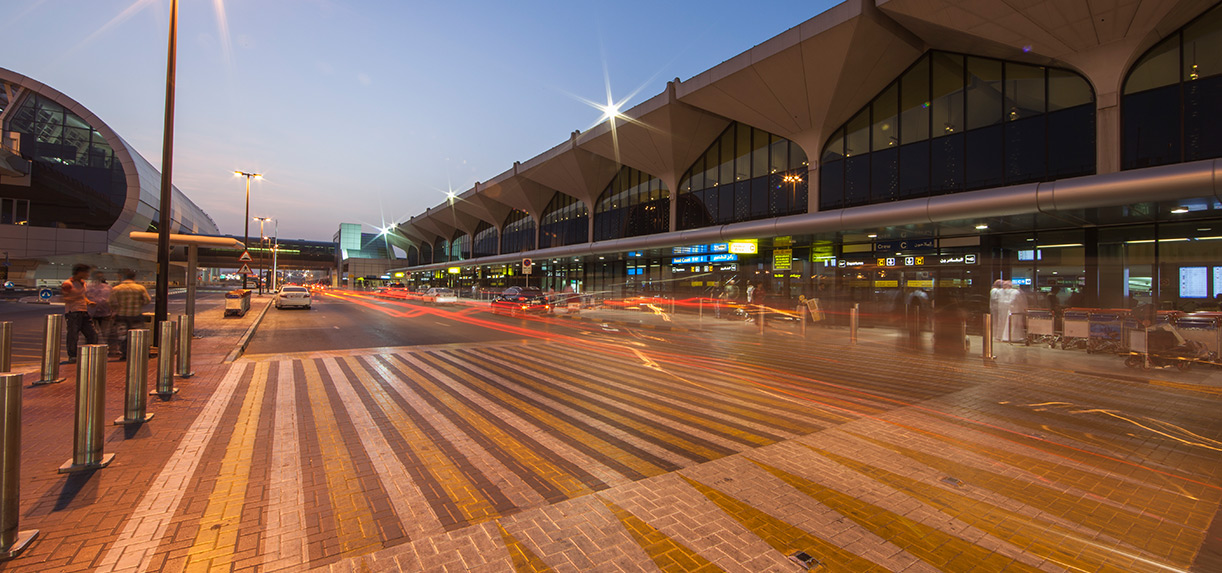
[491,286,552,315]
[424,287,458,304]
[274,285,312,309]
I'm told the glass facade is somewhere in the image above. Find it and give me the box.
[407,246,419,267]
[420,242,433,265]
[3,93,127,230]
[500,209,535,254]
[539,192,588,248]
[434,239,448,263]
[1122,3,1222,169]
[594,166,668,241]
[472,221,498,258]
[821,51,1095,210]
[451,232,471,261]
[678,122,808,229]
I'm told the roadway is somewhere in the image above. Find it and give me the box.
[230,289,1222,571]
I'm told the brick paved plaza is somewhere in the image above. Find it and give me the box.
[3,294,1220,572]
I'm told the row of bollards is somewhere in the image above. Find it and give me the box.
[0,314,194,560]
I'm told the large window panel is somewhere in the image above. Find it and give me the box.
[871,84,899,151]
[594,166,668,241]
[1185,75,1222,160]
[900,56,931,144]
[966,57,1003,130]
[677,122,807,227]
[931,52,965,136]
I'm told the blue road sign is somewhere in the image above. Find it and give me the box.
[38,288,53,300]
[3,281,12,289]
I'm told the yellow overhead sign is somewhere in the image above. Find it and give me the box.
[447,267,461,274]
[729,240,758,254]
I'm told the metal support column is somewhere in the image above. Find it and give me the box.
[186,244,197,338]
[0,322,10,373]
[175,315,193,378]
[757,304,765,335]
[983,314,996,365]
[59,345,114,473]
[115,329,153,425]
[33,315,64,386]
[0,373,37,560]
[849,303,859,345]
[799,304,807,337]
[152,321,178,396]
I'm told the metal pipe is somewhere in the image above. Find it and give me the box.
[115,329,153,425]
[153,321,177,396]
[59,345,114,473]
[757,304,765,335]
[849,303,859,344]
[175,315,193,378]
[0,373,37,560]
[0,322,10,373]
[154,0,179,339]
[34,314,64,386]
[186,244,197,337]
[983,313,995,364]
[800,303,807,337]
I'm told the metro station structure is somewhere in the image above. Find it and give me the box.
[392,0,1222,317]
[0,67,218,285]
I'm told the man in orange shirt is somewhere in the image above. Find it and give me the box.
[61,263,99,364]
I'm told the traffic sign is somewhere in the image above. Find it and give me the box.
[238,264,253,275]
[38,288,53,300]
[522,258,533,275]
[239,251,253,262]
[3,281,13,289]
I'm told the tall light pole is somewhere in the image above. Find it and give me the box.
[270,218,279,291]
[254,216,271,295]
[154,0,179,336]
[234,171,261,289]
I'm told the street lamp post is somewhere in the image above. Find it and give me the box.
[154,0,179,336]
[254,217,271,295]
[271,219,278,291]
[234,171,262,290]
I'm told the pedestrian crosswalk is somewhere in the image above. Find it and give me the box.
[93,340,1220,572]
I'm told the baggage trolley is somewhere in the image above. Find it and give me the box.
[1026,309,1058,347]
[1086,310,1127,354]
[1175,312,1222,358]
[1061,309,1090,349]
[1124,323,1210,371]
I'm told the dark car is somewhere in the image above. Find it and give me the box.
[491,286,552,315]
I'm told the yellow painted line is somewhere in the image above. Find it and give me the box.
[599,497,723,572]
[394,355,591,499]
[496,349,775,448]
[300,359,381,556]
[476,349,727,462]
[418,352,668,480]
[748,456,1042,572]
[497,522,554,572]
[899,421,1219,528]
[679,474,887,573]
[351,356,501,526]
[802,444,1183,573]
[184,361,269,568]
[846,431,1204,568]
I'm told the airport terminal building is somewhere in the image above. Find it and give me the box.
[394,0,1222,316]
[0,66,218,286]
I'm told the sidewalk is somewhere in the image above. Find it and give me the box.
[4,295,271,572]
[555,306,1222,390]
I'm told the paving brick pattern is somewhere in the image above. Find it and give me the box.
[3,304,1220,572]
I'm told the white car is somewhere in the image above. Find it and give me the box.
[424,287,458,304]
[275,285,312,309]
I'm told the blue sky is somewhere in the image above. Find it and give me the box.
[7,0,837,240]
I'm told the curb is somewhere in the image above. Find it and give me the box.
[224,300,272,363]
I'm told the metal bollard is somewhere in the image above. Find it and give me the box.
[983,314,995,364]
[757,304,765,334]
[849,303,859,344]
[115,329,153,425]
[698,297,703,323]
[34,314,65,386]
[59,345,114,473]
[175,315,193,378]
[152,321,177,396]
[0,322,10,373]
[799,304,807,337]
[0,373,38,561]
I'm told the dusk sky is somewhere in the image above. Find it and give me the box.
[7,0,836,241]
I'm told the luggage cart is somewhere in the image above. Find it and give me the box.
[1175,312,1222,358]
[1086,310,1127,354]
[1026,309,1059,347]
[1061,309,1090,349]
[1124,323,1211,371]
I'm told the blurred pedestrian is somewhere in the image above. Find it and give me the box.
[989,279,1005,340]
[754,282,768,327]
[86,271,119,356]
[61,263,98,364]
[109,269,151,360]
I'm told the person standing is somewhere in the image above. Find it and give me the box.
[989,279,1006,340]
[86,271,118,356]
[109,269,151,361]
[61,263,98,364]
